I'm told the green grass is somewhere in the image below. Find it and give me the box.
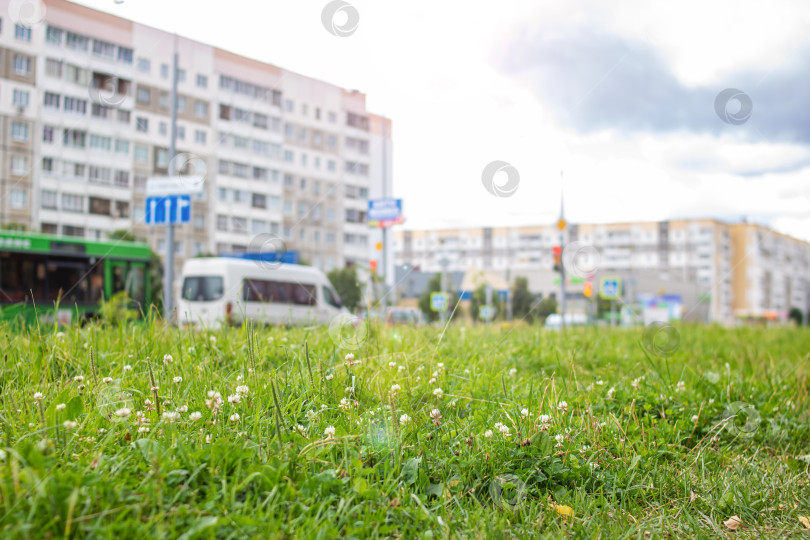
[1,321,809,539]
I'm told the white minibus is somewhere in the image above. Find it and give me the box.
[176,257,347,328]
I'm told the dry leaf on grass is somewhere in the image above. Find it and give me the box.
[798,516,810,529]
[689,490,697,502]
[723,515,743,531]
[554,505,575,519]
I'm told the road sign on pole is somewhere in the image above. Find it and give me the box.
[145,195,191,225]
[479,305,496,321]
[430,292,448,312]
[599,276,622,300]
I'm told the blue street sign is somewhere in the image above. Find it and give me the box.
[145,195,191,225]
[367,198,404,228]
[430,292,448,312]
[599,276,622,300]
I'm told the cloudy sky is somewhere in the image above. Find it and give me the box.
[74,0,810,239]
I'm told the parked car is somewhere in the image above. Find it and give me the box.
[359,307,427,326]
[544,313,588,329]
[177,257,346,328]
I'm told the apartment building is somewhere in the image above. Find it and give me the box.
[394,219,810,324]
[0,0,392,282]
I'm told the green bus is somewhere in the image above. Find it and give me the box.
[0,231,152,324]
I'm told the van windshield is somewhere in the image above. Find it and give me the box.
[182,276,224,302]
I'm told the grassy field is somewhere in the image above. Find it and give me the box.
[0,320,809,539]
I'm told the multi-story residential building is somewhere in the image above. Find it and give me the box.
[0,0,392,290]
[394,219,810,324]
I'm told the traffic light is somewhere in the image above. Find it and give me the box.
[369,260,378,273]
[552,246,562,273]
[583,281,593,298]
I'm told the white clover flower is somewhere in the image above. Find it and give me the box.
[295,424,306,436]
[227,394,241,404]
[586,384,594,392]
[188,347,195,354]
[190,411,202,421]
[163,354,173,364]
[325,374,334,381]
[433,388,443,398]
[56,331,65,339]
[78,384,86,391]
[557,401,568,413]
[520,408,529,418]
[173,376,182,384]
[229,413,240,422]
[236,375,243,383]
[691,415,699,423]
[305,410,316,419]
[432,371,438,378]
[708,398,715,404]
[676,381,686,392]
[114,407,131,418]
[345,353,354,361]
[388,362,397,368]
[429,377,437,385]
[399,413,411,425]
[464,369,470,375]
[631,377,642,390]
[56,403,66,411]
[209,336,217,344]
[63,420,77,430]
[437,363,444,369]
[123,365,132,372]
[138,426,150,433]
[606,387,616,399]
[162,411,179,422]
[390,384,401,393]
[324,425,336,438]
[417,366,425,372]
[176,405,188,413]
[236,385,249,396]
[205,434,212,443]
[484,430,493,438]
[555,434,565,444]
[207,390,221,399]
[151,385,160,392]
[398,365,406,372]
[73,375,84,382]
[102,377,113,383]
[98,428,107,433]
[538,414,551,424]
[509,368,517,377]
[345,386,354,394]
[430,409,441,420]
[596,379,604,386]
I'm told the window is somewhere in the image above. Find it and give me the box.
[91,103,110,118]
[66,32,89,51]
[89,166,111,185]
[62,193,84,212]
[160,64,169,79]
[232,217,247,233]
[347,112,370,130]
[181,276,224,302]
[328,111,337,123]
[284,150,293,162]
[327,135,337,148]
[89,134,112,151]
[268,196,280,211]
[42,157,54,173]
[177,96,186,113]
[134,145,148,163]
[195,130,207,144]
[13,89,29,108]
[193,214,205,230]
[217,187,227,201]
[315,107,321,120]
[63,225,85,237]
[15,24,31,42]
[136,117,148,132]
[301,154,308,167]
[13,55,30,75]
[118,109,130,123]
[194,100,208,118]
[92,39,116,59]
[45,58,63,77]
[134,175,147,192]
[155,148,169,168]
[63,97,87,114]
[177,125,185,140]
[159,92,169,109]
[41,190,58,209]
[216,215,228,231]
[254,113,268,129]
[196,74,208,88]
[232,163,249,178]
[115,139,129,154]
[283,201,293,215]
[11,122,28,141]
[326,233,336,245]
[114,170,129,187]
[89,197,111,215]
[62,129,86,148]
[136,87,151,104]
[115,201,130,218]
[9,189,26,209]
[177,69,186,83]
[253,167,268,180]
[284,99,294,111]
[252,193,267,208]
[327,160,336,171]
[242,279,316,306]
[46,26,63,44]
[251,220,267,234]
[64,64,88,85]
[118,47,133,64]
[137,57,151,72]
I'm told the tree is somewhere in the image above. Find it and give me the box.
[327,266,362,312]
[468,284,487,323]
[512,276,534,324]
[788,307,803,326]
[535,296,558,324]
[109,229,163,315]
[418,272,458,322]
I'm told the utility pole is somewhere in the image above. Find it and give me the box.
[380,118,389,314]
[164,35,179,321]
[439,256,449,324]
[558,171,567,329]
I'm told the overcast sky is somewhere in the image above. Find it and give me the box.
[74,0,810,240]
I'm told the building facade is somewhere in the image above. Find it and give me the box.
[394,219,810,324]
[0,0,392,285]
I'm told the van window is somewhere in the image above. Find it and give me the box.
[321,285,342,308]
[182,276,224,301]
[243,279,316,306]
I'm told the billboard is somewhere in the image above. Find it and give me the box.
[367,198,404,228]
